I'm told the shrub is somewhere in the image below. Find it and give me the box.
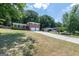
[48,29,52,32]
[11,25,17,29]
[0,19,6,25]
[61,31,71,35]
[57,27,65,32]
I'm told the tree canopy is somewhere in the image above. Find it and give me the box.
[23,10,38,23]
[0,3,26,25]
[39,15,55,29]
[0,3,56,30]
[23,10,55,29]
[63,4,79,34]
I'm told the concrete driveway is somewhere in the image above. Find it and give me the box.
[35,31,79,44]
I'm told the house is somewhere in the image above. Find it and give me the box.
[12,23,29,30]
[42,28,58,32]
[12,22,40,31]
[27,22,40,31]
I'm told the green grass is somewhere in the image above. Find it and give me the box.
[1,28,79,56]
[68,34,79,38]
[0,28,36,56]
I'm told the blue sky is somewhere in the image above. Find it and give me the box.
[25,3,75,22]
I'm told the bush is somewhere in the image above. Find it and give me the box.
[57,27,65,32]
[61,31,71,35]
[11,25,16,29]
[0,19,6,25]
[48,29,52,32]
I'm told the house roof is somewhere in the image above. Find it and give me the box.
[27,22,40,25]
[13,22,40,26]
[13,23,27,26]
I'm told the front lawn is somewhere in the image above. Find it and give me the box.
[0,28,36,56]
[28,32,79,56]
[0,28,79,56]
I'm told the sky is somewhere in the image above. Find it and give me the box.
[24,3,76,22]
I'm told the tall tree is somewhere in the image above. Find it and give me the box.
[70,4,79,32]
[39,15,55,29]
[68,13,78,34]
[0,3,26,25]
[62,4,79,34]
[23,10,38,23]
[62,12,69,27]
[55,22,62,27]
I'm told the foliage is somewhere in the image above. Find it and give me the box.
[23,10,38,23]
[39,15,55,29]
[62,4,79,34]
[62,12,69,27]
[0,19,6,25]
[67,13,78,34]
[57,26,65,32]
[23,10,56,29]
[0,3,26,25]
[55,22,62,27]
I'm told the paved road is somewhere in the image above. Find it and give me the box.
[35,31,79,44]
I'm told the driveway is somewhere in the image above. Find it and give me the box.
[35,31,79,44]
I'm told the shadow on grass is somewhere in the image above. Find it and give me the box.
[0,32,36,56]
[0,32,25,48]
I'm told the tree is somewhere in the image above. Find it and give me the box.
[62,4,79,34]
[55,22,62,27]
[71,4,79,32]
[0,19,6,25]
[23,10,38,23]
[0,3,26,25]
[67,13,78,34]
[39,15,55,29]
[62,12,69,27]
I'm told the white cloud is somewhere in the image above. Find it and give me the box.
[56,3,77,22]
[62,5,71,13]
[62,3,79,13]
[33,3,49,9]
[70,3,77,7]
